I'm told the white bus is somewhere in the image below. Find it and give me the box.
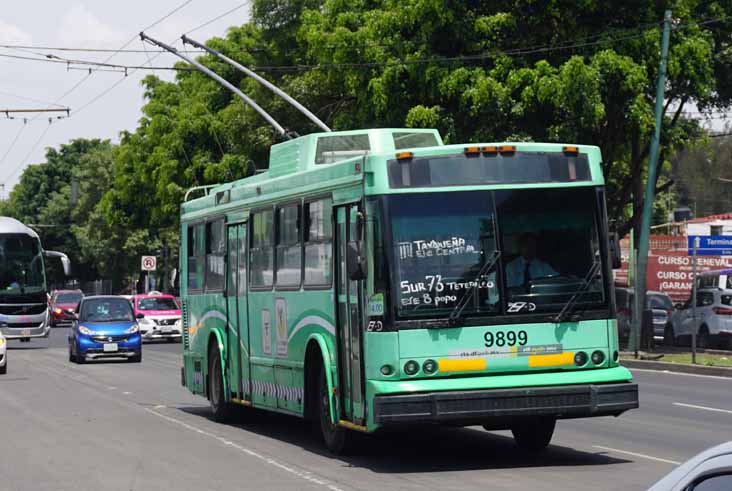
[0,217,70,342]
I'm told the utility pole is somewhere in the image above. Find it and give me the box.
[630,10,672,353]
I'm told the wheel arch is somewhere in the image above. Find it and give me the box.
[206,328,227,400]
[303,333,337,425]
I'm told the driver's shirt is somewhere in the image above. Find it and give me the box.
[505,256,557,288]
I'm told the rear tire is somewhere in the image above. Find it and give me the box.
[208,344,235,423]
[663,324,676,347]
[511,417,556,453]
[0,364,6,374]
[318,364,352,454]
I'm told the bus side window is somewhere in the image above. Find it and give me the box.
[251,209,274,288]
[187,223,205,292]
[205,219,225,291]
[304,198,333,287]
[276,204,302,287]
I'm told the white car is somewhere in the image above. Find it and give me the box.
[669,288,732,349]
[0,332,7,374]
[649,440,732,490]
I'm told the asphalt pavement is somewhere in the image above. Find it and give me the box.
[1,328,730,491]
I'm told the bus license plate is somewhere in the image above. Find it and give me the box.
[103,343,118,353]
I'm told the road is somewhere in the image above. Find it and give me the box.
[1,329,730,491]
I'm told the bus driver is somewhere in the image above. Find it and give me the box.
[505,233,557,290]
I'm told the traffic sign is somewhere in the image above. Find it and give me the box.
[141,255,157,271]
[687,235,732,256]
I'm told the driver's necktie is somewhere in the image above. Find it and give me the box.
[523,261,531,290]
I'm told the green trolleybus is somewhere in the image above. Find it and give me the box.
[179,128,639,453]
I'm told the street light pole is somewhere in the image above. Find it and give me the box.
[631,10,672,352]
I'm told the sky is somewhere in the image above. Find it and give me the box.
[0,0,251,196]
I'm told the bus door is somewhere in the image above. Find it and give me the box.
[226,222,251,401]
[335,204,365,423]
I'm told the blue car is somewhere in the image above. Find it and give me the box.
[68,296,142,363]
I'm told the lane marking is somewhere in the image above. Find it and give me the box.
[592,445,681,465]
[143,407,344,491]
[673,402,732,415]
[630,368,732,381]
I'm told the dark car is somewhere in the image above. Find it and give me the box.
[615,288,674,342]
[49,289,84,327]
[68,296,142,363]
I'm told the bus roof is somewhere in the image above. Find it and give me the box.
[181,128,603,218]
[0,217,39,239]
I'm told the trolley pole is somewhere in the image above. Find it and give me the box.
[631,10,672,353]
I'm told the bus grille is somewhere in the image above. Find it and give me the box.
[0,304,46,315]
[181,300,190,350]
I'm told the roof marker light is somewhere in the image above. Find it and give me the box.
[482,146,498,155]
[499,145,516,154]
[563,145,579,155]
[396,151,413,160]
[464,146,481,155]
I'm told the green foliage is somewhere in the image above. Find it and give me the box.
[4,0,732,290]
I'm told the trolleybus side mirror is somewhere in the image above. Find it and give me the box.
[609,232,621,269]
[347,241,367,281]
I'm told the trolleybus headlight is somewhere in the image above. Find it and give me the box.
[404,360,419,376]
[574,352,588,366]
[380,365,394,376]
[422,359,437,374]
[591,350,605,365]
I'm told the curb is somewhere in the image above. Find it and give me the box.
[621,358,732,378]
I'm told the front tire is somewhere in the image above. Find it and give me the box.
[208,344,234,423]
[68,344,76,363]
[318,365,352,454]
[511,417,556,453]
[0,363,6,374]
[129,350,142,363]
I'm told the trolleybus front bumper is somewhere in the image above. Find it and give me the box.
[373,382,638,426]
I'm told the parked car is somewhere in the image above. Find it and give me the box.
[615,288,674,343]
[0,331,6,374]
[669,288,732,349]
[132,291,182,343]
[648,440,732,490]
[68,296,142,363]
[49,289,83,327]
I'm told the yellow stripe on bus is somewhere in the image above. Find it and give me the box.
[528,352,575,368]
[438,358,486,373]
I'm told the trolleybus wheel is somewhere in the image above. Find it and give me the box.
[318,365,352,454]
[510,417,555,452]
[208,344,234,423]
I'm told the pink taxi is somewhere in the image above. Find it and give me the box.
[131,291,182,342]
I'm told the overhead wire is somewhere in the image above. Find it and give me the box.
[5,120,53,181]
[3,0,196,183]
[185,0,250,35]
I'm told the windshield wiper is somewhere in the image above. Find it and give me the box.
[552,260,601,323]
[448,250,501,327]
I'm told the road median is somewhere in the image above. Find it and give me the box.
[621,358,732,378]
